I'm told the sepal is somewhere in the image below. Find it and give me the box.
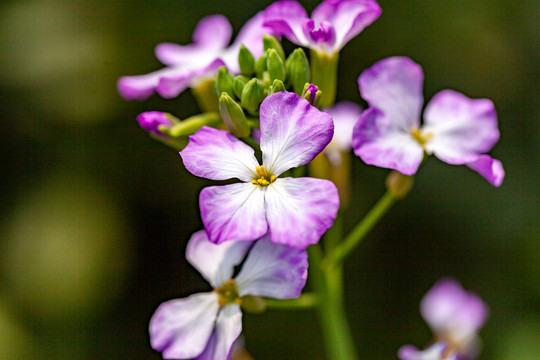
[219,93,251,137]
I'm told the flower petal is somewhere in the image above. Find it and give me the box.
[180,126,259,182]
[324,101,363,151]
[192,15,233,51]
[263,1,310,47]
[235,235,308,298]
[117,67,180,101]
[265,177,339,248]
[260,92,334,176]
[200,183,268,244]
[150,292,219,359]
[186,230,252,289]
[423,90,500,165]
[194,304,243,360]
[352,108,424,175]
[358,56,424,131]
[398,342,452,360]
[157,58,224,99]
[466,155,505,187]
[312,0,382,52]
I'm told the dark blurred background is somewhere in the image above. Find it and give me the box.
[0,0,538,359]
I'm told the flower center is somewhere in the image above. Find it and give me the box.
[302,19,336,47]
[251,165,276,187]
[214,279,242,307]
[411,127,433,147]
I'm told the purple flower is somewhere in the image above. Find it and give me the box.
[263,0,381,55]
[180,91,339,249]
[118,12,271,100]
[150,230,308,359]
[352,57,504,186]
[398,278,489,360]
[323,101,363,166]
[137,111,173,137]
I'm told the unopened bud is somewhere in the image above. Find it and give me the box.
[263,34,285,61]
[286,48,310,95]
[302,83,322,107]
[267,49,286,82]
[233,76,249,99]
[238,45,255,76]
[254,53,267,75]
[241,78,263,115]
[385,170,414,199]
[215,66,235,99]
[219,93,251,137]
[137,111,176,137]
[268,79,285,95]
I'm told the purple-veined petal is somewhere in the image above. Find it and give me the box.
[150,292,220,359]
[352,108,424,175]
[200,183,268,244]
[263,1,310,47]
[180,126,259,182]
[264,177,339,248]
[186,230,252,289]
[312,0,382,52]
[260,92,334,177]
[194,304,242,360]
[157,58,224,99]
[398,342,452,360]
[420,278,489,342]
[235,235,308,298]
[466,155,505,187]
[359,56,424,131]
[423,90,500,165]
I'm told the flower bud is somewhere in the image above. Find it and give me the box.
[219,93,251,137]
[268,79,285,95]
[302,83,322,108]
[137,111,176,137]
[238,44,255,76]
[233,76,249,99]
[285,48,310,95]
[385,170,414,199]
[215,66,235,99]
[266,49,286,82]
[241,78,263,115]
[263,34,285,61]
[254,53,267,76]
[240,295,266,314]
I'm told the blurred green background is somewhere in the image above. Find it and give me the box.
[0,0,538,359]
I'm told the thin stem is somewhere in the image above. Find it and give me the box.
[264,293,318,310]
[324,190,397,268]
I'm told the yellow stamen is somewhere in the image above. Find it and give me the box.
[252,165,276,187]
[214,279,240,308]
[411,127,433,147]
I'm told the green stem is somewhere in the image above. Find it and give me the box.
[264,293,318,310]
[310,50,339,108]
[325,191,397,268]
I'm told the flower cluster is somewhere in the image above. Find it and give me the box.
[119,1,503,359]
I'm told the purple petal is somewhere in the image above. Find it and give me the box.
[186,230,252,289]
[324,101,363,151]
[235,235,308,298]
[359,56,424,131]
[192,15,233,51]
[423,90,500,165]
[398,342,451,360]
[352,108,424,175]
[180,126,259,182]
[200,183,268,244]
[263,1,310,47]
[137,111,172,136]
[150,292,219,359]
[156,58,224,99]
[117,67,179,101]
[260,92,334,177]
[312,0,382,52]
[420,278,489,340]
[466,155,505,187]
[195,304,243,360]
[265,177,339,248]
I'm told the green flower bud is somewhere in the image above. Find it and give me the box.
[263,34,285,61]
[286,48,311,95]
[267,49,286,82]
[215,66,235,99]
[268,79,286,95]
[233,76,249,99]
[238,45,255,76]
[219,93,251,138]
[241,78,263,115]
[254,53,267,76]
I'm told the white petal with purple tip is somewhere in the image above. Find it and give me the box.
[466,155,504,187]
[260,92,334,177]
[186,230,252,289]
[149,292,220,359]
[264,177,339,249]
[236,235,308,299]
[180,126,259,182]
[200,183,268,244]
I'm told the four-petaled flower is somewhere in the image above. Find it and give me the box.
[118,12,271,100]
[398,278,489,360]
[352,56,504,187]
[180,91,339,249]
[263,0,381,55]
[150,230,308,360]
